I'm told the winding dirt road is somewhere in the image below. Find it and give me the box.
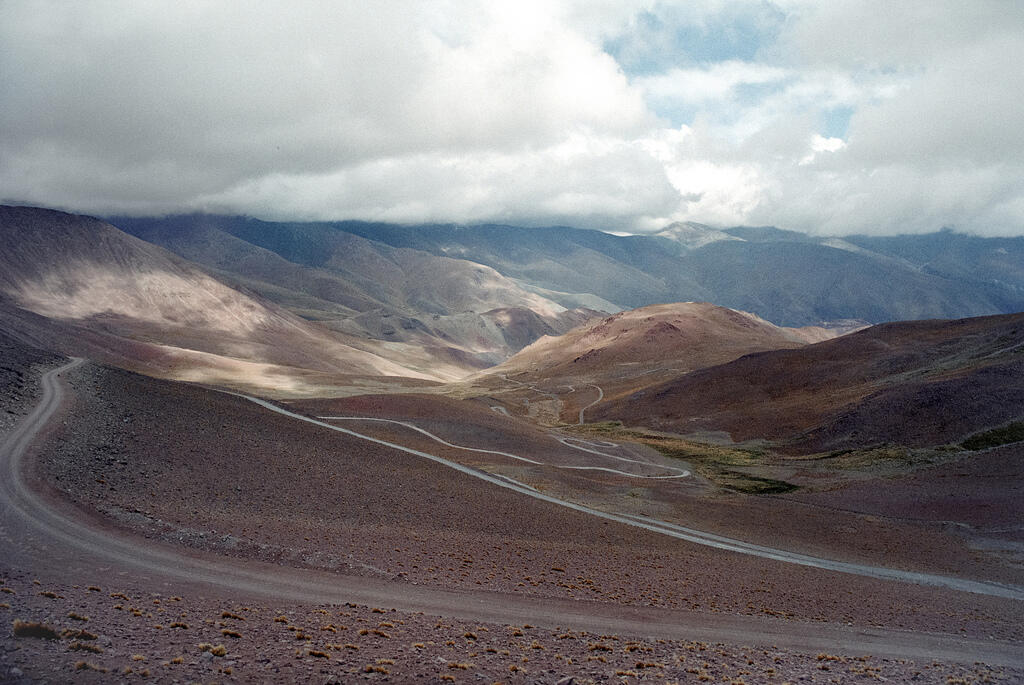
[578,383,604,424]
[317,414,691,479]
[3,358,1024,667]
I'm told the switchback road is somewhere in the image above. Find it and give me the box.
[2,358,1023,668]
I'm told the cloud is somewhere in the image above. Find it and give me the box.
[1,0,1023,236]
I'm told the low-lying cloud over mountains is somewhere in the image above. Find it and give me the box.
[2,2,1023,236]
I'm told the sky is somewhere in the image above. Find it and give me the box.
[2,0,1023,236]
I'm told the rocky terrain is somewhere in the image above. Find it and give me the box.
[2,354,1021,682]
[3,572,1017,684]
[2,206,1023,683]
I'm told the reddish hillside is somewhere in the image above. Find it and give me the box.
[594,312,1024,452]
[489,302,832,392]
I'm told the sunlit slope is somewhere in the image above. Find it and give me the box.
[0,206,450,391]
[112,214,595,366]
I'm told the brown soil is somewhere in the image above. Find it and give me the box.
[29,364,1024,638]
[594,312,1024,453]
[4,573,1016,684]
[3,354,1023,681]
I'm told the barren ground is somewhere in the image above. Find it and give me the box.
[2,355,1023,683]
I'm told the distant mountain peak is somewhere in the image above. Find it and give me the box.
[654,222,745,250]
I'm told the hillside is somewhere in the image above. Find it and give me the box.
[327,220,1024,326]
[593,311,1024,453]
[492,302,831,383]
[0,206,460,394]
[112,214,596,366]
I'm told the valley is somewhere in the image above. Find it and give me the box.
[2,206,1023,682]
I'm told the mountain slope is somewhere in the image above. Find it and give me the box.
[111,215,594,366]
[593,312,1024,453]
[478,302,837,425]
[494,302,829,381]
[0,206,459,393]
[328,220,1024,326]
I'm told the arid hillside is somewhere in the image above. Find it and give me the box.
[494,302,833,380]
[0,206,463,393]
[475,302,838,422]
[594,311,1024,453]
[112,214,599,367]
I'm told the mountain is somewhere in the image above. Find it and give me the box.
[491,301,832,389]
[470,302,839,426]
[111,215,596,367]
[314,220,1024,326]
[593,311,1024,453]
[0,206,464,394]
[653,221,745,251]
[103,214,1024,329]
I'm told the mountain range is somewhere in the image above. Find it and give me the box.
[3,204,1024,433]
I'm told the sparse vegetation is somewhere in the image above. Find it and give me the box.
[74,660,108,673]
[961,421,1024,450]
[62,628,97,640]
[568,423,797,494]
[12,619,60,639]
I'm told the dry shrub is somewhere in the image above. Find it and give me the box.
[13,619,60,639]
[62,628,98,640]
[74,661,108,673]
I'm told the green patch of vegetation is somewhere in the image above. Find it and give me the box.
[715,471,799,494]
[569,423,796,494]
[961,421,1024,451]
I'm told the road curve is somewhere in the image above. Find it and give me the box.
[3,359,1024,668]
[318,415,690,479]
[578,383,604,424]
[254,396,1024,602]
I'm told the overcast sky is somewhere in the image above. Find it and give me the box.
[2,1,1023,236]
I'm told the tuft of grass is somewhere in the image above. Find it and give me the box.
[221,611,245,620]
[69,641,104,653]
[962,421,1024,451]
[169,622,188,629]
[37,590,60,599]
[67,612,89,622]
[12,619,60,639]
[308,649,330,658]
[62,628,97,640]
[75,661,108,673]
[221,629,242,638]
